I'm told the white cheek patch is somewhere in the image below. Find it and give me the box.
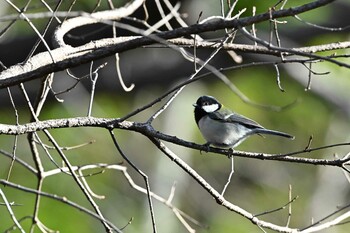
[202,104,219,113]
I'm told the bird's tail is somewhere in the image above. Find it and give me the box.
[254,129,295,140]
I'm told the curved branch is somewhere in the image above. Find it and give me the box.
[53,0,145,47]
[0,0,341,88]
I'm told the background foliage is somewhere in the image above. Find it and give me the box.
[0,0,349,232]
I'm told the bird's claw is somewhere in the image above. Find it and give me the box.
[200,142,211,154]
[227,148,234,158]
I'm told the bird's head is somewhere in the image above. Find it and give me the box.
[193,95,222,113]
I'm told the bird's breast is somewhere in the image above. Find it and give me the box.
[198,115,251,147]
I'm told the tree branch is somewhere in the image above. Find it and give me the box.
[0,117,349,168]
[0,0,341,88]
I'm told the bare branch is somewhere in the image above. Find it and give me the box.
[0,188,25,232]
[1,0,345,88]
[1,117,350,168]
[0,179,122,232]
[109,130,158,233]
[0,0,348,232]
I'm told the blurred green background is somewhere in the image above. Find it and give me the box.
[0,0,349,232]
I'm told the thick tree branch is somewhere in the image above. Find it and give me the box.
[0,0,341,88]
[0,117,349,168]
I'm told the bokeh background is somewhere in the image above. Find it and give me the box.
[0,0,349,232]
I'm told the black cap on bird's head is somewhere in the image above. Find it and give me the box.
[193,95,222,112]
[193,95,222,125]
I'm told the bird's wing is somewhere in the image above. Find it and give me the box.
[209,109,264,129]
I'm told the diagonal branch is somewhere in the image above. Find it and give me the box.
[146,136,298,233]
[0,0,341,88]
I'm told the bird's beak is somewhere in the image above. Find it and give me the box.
[192,103,197,108]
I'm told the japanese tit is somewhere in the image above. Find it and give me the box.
[193,95,294,148]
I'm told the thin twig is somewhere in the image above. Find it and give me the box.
[23,0,63,63]
[221,157,234,196]
[5,87,19,182]
[286,184,293,227]
[274,64,285,92]
[4,0,55,62]
[146,34,234,123]
[304,135,313,150]
[252,6,257,47]
[87,62,107,117]
[305,62,313,91]
[239,26,349,69]
[0,179,121,232]
[294,15,350,31]
[0,188,25,233]
[0,149,37,174]
[109,1,135,92]
[109,130,158,233]
[301,203,350,232]
[254,195,298,218]
[19,82,47,231]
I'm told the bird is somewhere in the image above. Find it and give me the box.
[193,95,294,149]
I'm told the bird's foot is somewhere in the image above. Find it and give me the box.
[227,148,235,158]
[200,142,211,154]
